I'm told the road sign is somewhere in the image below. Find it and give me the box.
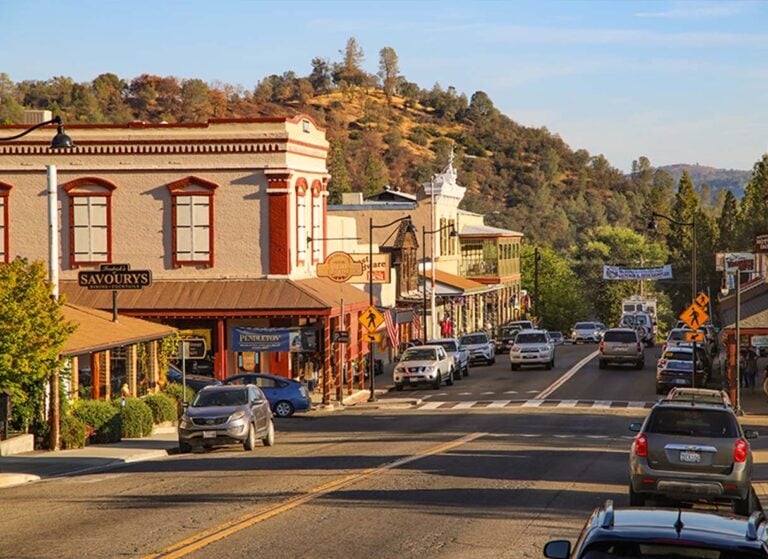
[178,338,207,360]
[695,292,710,309]
[359,305,385,332]
[685,331,705,342]
[332,330,350,344]
[679,304,708,330]
[363,332,383,343]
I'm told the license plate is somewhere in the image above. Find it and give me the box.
[409,377,420,383]
[679,451,701,463]
[674,378,687,384]
[203,430,217,439]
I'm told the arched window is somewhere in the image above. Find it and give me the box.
[63,177,116,267]
[296,179,308,265]
[167,176,218,267]
[310,181,322,263]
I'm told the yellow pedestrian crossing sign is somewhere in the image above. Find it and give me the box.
[696,292,710,309]
[680,303,708,331]
[360,305,385,332]
[685,331,705,342]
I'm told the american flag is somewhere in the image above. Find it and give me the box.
[384,308,399,349]
[412,311,423,340]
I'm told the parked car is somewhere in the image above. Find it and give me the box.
[543,499,768,558]
[177,384,275,453]
[166,363,219,392]
[663,326,717,358]
[459,331,496,365]
[598,328,644,369]
[426,338,469,378]
[665,387,732,407]
[222,373,311,417]
[570,322,604,343]
[495,320,535,353]
[393,345,455,390]
[509,329,555,370]
[656,346,709,394]
[628,396,758,514]
[548,331,565,345]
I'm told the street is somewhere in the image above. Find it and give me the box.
[3,343,767,559]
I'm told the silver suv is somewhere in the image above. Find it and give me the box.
[629,398,759,514]
[509,329,555,370]
[598,328,644,369]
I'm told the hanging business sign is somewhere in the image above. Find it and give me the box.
[349,253,391,283]
[78,263,152,290]
[755,233,768,253]
[316,252,364,283]
[231,327,318,353]
[602,265,672,280]
[715,252,755,272]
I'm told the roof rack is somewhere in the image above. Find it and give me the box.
[601,500,615,529]
[746,510,765,541]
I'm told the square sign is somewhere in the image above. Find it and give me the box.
[680,304,708,331]
[359,306,385,332]
[685,331,705,342]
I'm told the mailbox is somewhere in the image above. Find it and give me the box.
[0,389,12,441]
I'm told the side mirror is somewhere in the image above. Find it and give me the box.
[745,429,759,440]
[543,540,571,559]
[629,422,642,432]
[181,402,189,409]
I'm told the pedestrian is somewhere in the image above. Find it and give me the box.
[744,347,758,392]
[120,382,130,407]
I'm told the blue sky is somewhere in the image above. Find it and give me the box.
[2,0,767,172]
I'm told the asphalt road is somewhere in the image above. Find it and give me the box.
[3,342,767,559]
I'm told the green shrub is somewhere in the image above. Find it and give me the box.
[162,383,195,414]
[119,397,154,438]
[144,393,177,424]
[72,399,122,444]
[60,415,89,449]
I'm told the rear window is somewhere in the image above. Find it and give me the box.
[663,350,692,361]
[516,333,547,344]
[401,348,437,361]
[574,322,595,329]
[603,331,637,343]
[645,408,739,438]
[460,334,487,345]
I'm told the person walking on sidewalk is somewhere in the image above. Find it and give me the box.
[744,348,758,392]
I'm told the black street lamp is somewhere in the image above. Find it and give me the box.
[647,211,696,304]
[0,115,75,452]
[422,224,457,340]
[368,215,416,402]
[721,270,742,415]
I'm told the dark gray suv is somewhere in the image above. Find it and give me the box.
[629,397,759,515]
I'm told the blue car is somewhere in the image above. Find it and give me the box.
[222,373,312,417]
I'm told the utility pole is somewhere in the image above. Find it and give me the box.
[533,247,541,323]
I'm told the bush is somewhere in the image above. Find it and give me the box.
[144,393,177,424]
[72,399,122,444]
[119,397,154,438]
[162,383,195,415]
[60,415,89,449]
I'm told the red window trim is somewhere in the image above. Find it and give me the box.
[0,182,11,264]
[295,178,308,267]
[310,180,322,264]
[167,176,218,268]
[62,177,117,269]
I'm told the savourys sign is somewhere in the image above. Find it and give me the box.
[78,266,152,290]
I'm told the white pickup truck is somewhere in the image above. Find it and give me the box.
[393,345,455,390]
[427,338,470,378]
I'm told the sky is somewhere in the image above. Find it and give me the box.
[2,0,767,173]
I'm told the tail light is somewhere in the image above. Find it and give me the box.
[657,359,667,368]
[599,340,605,352]
[637,342,642,352]
[661,343,667,353]
[734,439,748,463]
[633,434,648,457]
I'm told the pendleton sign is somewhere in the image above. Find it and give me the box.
[78,264,152,290]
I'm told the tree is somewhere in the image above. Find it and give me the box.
[663,171,700,311]
[334,37,367,87]
[0,259,75,435]
[92,73,132,123]
[737,154,768,249]
[717,190,739,251]
[378,47,400,106]
[309,58,332,94]
[327,139,352,204]
[180,79,213,122]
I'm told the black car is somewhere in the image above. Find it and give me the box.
[544,500,768,558]
[166,364,219,392]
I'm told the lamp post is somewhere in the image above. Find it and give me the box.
[422,224,457,341]
[0,116,76,451]
[368,215,416,402]
[721,269,742,415]
[533,246,541,324]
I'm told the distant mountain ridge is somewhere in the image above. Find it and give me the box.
[658,164,751,199]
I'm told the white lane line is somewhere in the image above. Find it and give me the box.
[628,401,648,408]
[526,390,539,394]
[458,392,473,396]
[535,350,599,400]
[522,399,544,407]
[453,401,477,409]
[487,400,512,408]
[420,401,445,410]
[421,394,433,400]
[557,400,579,408]
[504,390,518,394]
[481,391,495,395]
[594,400,612,408]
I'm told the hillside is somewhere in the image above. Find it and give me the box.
[658,164,751,199]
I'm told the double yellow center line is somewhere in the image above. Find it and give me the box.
[145,432,486,559]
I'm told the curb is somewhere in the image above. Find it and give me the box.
[0,473,41,489]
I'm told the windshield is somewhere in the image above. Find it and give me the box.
[460,334,487,345]
[574,322,595,329]
[192,389,248,407]
[549,332,563,339]
[427,341,456,352]
[663,350,693,361]
[516,333,547,344]
[622,315,649,326]
[500,327,520,337]
[401,348,437,361]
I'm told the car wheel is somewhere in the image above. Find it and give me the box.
[598,360,606,369]
[178,441,192,453]
[273,400,294,418]
[433,375,441,389]
[243,423,257,451]
[629,486,646,507]
[734,487,756,516]
[636,360,644,370]
[446,369,455,386]
[262,419,275,447]
[395,383,404,391]
[489,356,496,365]
[453,367,462,380]
[510,363,520,371]
[462,365,469,377]
[655,384,664,395]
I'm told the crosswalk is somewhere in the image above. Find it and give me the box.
[413,399,655,411]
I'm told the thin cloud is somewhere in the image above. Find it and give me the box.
[634,1,749,19]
